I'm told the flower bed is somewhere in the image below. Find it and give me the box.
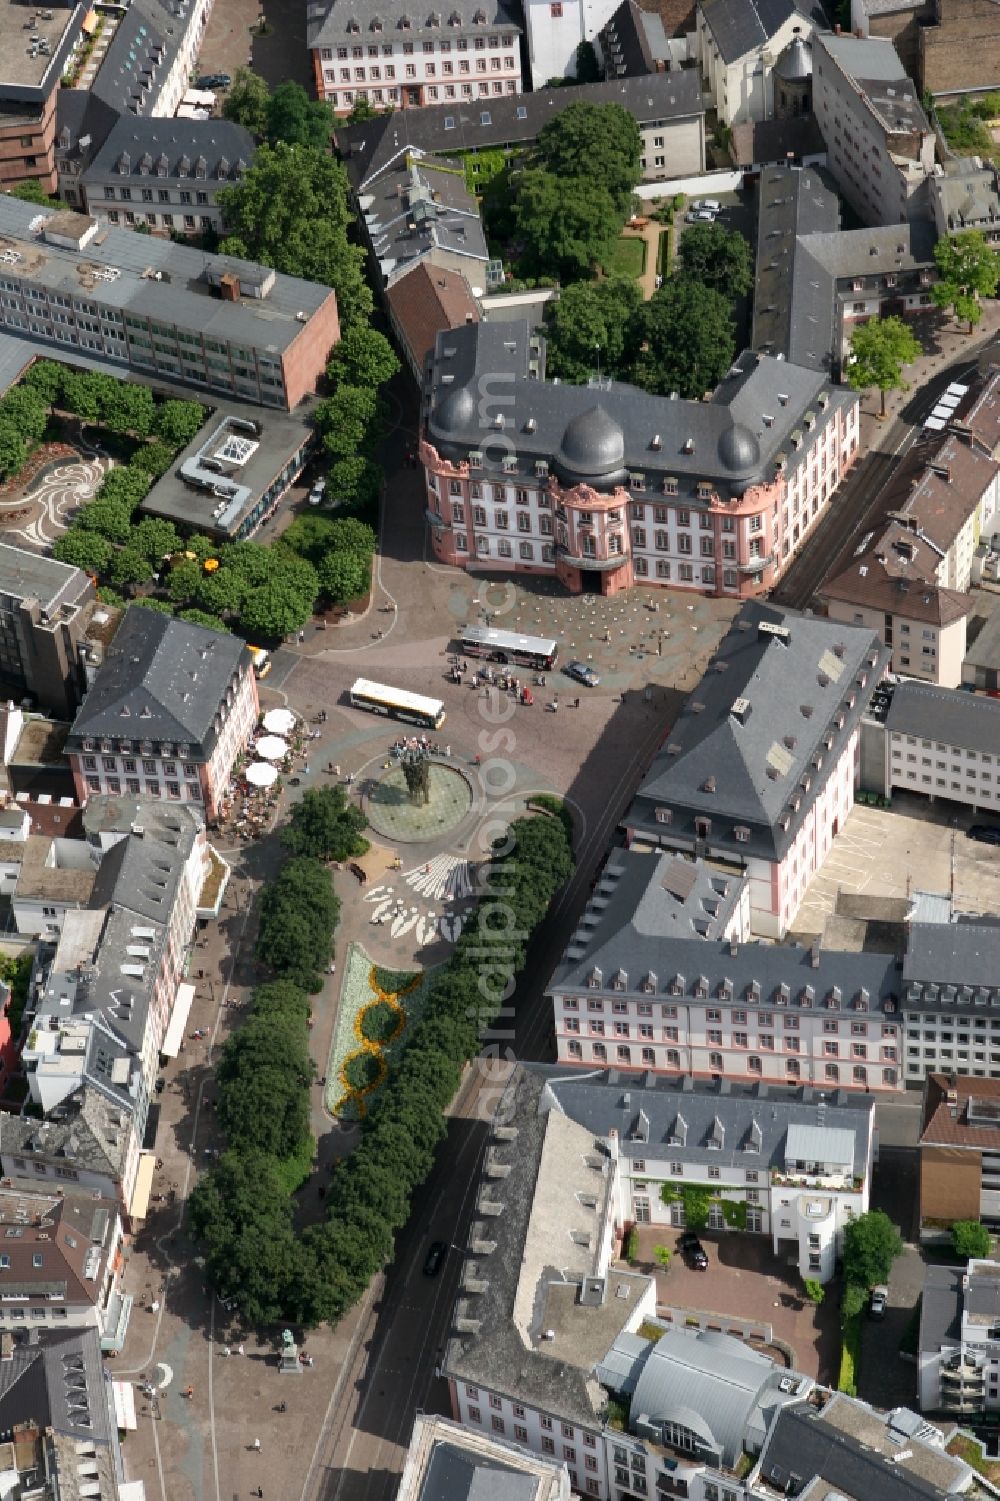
[327,943,433,1119]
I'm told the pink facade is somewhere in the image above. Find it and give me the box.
[312,26,523,116]
[421,393,859,598]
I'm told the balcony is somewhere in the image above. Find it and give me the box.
[556,544,628,572]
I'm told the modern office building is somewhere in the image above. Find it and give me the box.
[66,610,258,820]
[79,116,255,237]
[421,324,860,598]
[0,0,84,196]
[398,1415,571,1501]
[918,1258,1000,1417]
[308,0,523,115]
[0,196,340,412]
[865,677,1000,815]
[901,904,1000,1084]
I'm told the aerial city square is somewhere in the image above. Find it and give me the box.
[2,0,1000,1496]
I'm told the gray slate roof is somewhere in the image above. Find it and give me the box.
[540,1066,873,1175]
[90,0,188,117]
[0,1326,116,1452]
[55,90,120,173]
[0,543,91,612]
[931,157,1000,234]
[759,1396,970,1501]
[884,678,1000,757]
[337,72,703,191]
[623,601,887,861]
[82,115,255,188]
[421,1442,541,1501]
[309,0,520,49]
[443,1067,653,1428]
[426,322,854,507]
[68,608,250,756]
[699,0,825,65]
[359,155,488,285]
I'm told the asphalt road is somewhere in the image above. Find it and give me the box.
[772,339,1000,612]
[303,693,673,1501]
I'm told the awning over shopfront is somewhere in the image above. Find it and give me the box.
[161,982,196,1058]
[112,1380,137,1431]
[129,1152,157,1222]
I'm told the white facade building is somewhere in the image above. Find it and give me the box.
[695,0,825,126]
[919,1259,1000,1417]
[308,0,523,115]
[522,0,620,85]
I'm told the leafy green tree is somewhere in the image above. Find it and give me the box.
[842,1210,903,1289]
[179,607,228,632]
[222,66,271,136]
[265,81,333,149]
[514,171,622,283]
[326,325,400,390]
[217,1013,314,1158]
[281,787,368,861]
[59,370,103,424]
[317,549,369,605]
[841,1282,866,1320]
[631,279,735,399]
[256,855,339,979]
[953,1220,992,1260]
[677,222,753,297]
[573,39,600,83]
[346,97,377,124]
[8,179,58,207]
[324,516,376,555]
[280,512,341,564]
[166,559,202,604]
[21,359,64,406]
[543,277,643,383]
[75,497,134,543]
[98,382,155,438]
[803,1278,825,1304]
[847,315,922,418]
[131,597,175,615]
[0,422,27,481]
[185,532,219,563]
[189,1153,300,1322]
[98,465,151,509]
[315,383,380,460]
[218,143,372,330]
[153,399,206,450]
[131,440,175,478]
[130,516,180,563]
[328,455,382,516]
[0,385,49,442]
[218,539,274,587]
[195,567,246,617]
[932,230,1000,331]
[107,548,153,590]
[534,102,640,216]
[237,553,318,638]
[52,529,112,573]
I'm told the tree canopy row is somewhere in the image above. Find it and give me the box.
[190,808,575,1327]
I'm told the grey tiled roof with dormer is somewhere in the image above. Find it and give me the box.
[68,608,250,760]
[539,1066,874,1176]
[623,601,888,861]
[309,0,520,49]
[82,116,254,197]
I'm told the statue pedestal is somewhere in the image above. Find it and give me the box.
[279,1331,303,1375]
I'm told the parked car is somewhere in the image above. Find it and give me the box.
[678,1232,708,1270]
[686,209,715,224]
[197,72,231,88]
[692,198,722,214]
[423,1240,447,1276]
[308,480,325,507]
[869,1285,888,1318]
[564,660,600,687]
[968,824,1000,846]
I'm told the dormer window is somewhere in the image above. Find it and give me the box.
[156,152,168,176]
[177,155,190,178]
[655,807,672,824]
[195,155,207,180]
[642,973,656,994]
[611,970,627,992]
[587,968,602,988]
[117,152,131,175]
[371,12,383,26]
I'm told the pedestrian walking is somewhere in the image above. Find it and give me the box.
[221,1346,231,1358]
[253,1437,261,1452]
[238,1344,245,1356]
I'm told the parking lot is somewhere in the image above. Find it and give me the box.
[792,795,1000,939]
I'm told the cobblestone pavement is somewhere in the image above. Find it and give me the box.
[116,372,738,1501]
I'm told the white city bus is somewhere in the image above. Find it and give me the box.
[458,625,558,670]
[349,678,446,730]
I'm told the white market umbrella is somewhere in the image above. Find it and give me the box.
[255,735,289,761]
[263,708,296,735]
[245,762,278,788]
